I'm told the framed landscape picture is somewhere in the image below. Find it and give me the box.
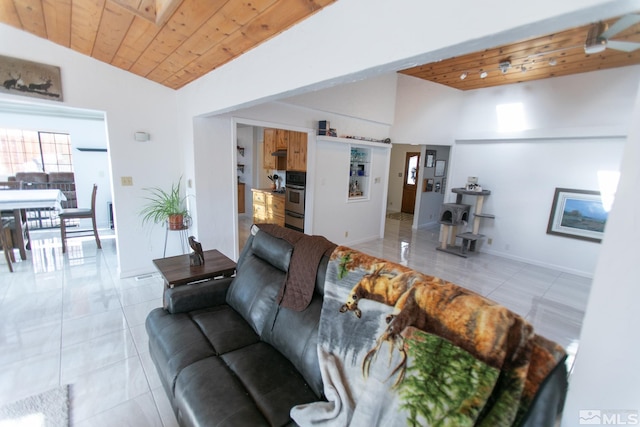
[546,188,607,243]
[0,55,63,101]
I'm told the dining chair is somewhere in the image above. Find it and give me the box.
[59,184,102,253]
[0,181,26,259]
[1,218,14,272]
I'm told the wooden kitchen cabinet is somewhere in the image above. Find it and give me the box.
[287,131,307,171]
[263,128,286,170]
[275,129,288,150]
[238,182,245,213]
[252,189,284,226]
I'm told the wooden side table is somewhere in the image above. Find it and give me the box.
[153,249,237,303]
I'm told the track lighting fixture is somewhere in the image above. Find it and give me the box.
[498,60,512,74]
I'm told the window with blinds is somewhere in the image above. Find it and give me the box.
[0,128,73,178]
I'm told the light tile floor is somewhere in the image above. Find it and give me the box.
[0,217,591,425]
[0,231,177,427]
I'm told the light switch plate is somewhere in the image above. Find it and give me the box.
[121,176,133,186]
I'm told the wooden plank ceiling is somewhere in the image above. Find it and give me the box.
[0,0,336,89]
[1,3,638,92]
[400,14,640,90]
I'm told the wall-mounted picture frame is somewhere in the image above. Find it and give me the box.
[434,160,446,177]
[424,178,434,192]
[425,150,436,168]
[0,55,63,101]
[546,188,607,243]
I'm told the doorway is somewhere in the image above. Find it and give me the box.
[401,152,420,213]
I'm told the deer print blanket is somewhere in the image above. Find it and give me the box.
[291,246,566,427]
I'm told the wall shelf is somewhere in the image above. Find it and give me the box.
[474,213,495,219]
[348,146,371,200]
[317,135,391,148]
[77,147,107,152]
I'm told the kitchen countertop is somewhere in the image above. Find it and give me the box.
[252,188,285,196]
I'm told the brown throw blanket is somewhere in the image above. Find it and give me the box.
[257,224,336,311]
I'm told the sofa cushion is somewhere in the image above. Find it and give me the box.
[221,342,320,426]
[145,308,215,394]
[190,305,260,355]
[252,229,292,272]
[260,294,324,397]
[175,357,271,427]
[226,253,283,335]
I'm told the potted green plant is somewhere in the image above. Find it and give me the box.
[140,177,189,230]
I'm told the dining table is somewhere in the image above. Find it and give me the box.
[0,189,67,260]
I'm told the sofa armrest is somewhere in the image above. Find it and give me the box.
[164,277,233,314]
[519,356,568,427]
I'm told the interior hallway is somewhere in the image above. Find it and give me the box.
[0,218,589,425]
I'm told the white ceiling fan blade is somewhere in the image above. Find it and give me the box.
[601,14,640,39]
[606,40,640,52]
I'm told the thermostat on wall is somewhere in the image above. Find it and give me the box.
[134,132,150,142]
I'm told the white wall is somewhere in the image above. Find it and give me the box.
[417,145,451,228]
[177,0,630,116]
[190,116,236,259]
[313,137,390,245]
[391,74,463,145]
[457,67,638,140]
[561,75,640,427]
[453,68,639,276]
[283,73,397,126]
[450,138,624,276]
[0,24,181,277]
[236,125,253,212]
[391,67,640,276]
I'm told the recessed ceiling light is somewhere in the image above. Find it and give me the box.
[549,58,557,66]
[480,71,488,79]
[460,72,468,80]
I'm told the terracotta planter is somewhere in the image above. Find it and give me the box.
[168,213,184,230]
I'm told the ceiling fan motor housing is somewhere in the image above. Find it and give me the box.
[584,21,608,54]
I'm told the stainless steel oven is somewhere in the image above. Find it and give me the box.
[285,171,306,232]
